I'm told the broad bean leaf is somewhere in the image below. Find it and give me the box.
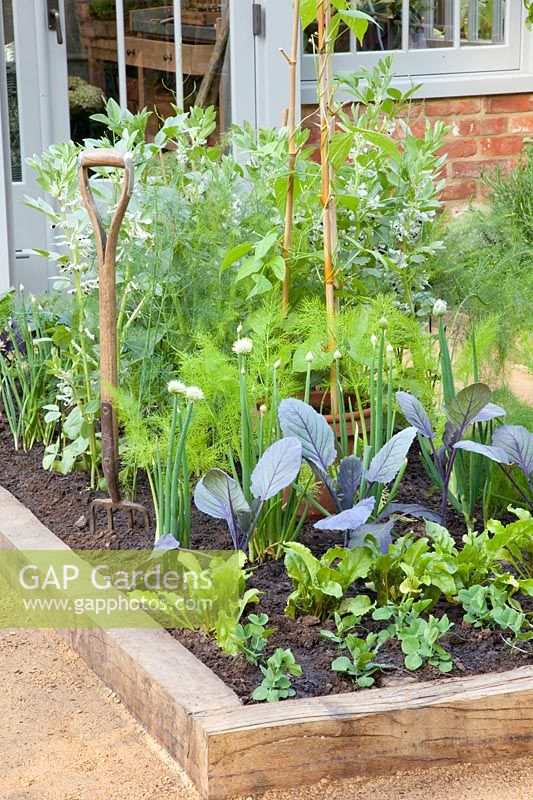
[365,427,417,484]
[396,391,434,439]
[278,398,337,474]
[250,437,302,501]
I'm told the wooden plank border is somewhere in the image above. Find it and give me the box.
[0,484,531,799]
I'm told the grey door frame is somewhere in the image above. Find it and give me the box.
[0,0,69,293]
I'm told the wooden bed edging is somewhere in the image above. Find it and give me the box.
[0,484,532,799]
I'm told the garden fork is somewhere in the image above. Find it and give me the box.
[78,149,150,535]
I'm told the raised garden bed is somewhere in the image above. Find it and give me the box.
[0,484,532,798]
[1,416,532,797]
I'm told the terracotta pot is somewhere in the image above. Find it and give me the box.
[308,390,372,441]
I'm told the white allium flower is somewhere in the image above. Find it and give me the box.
[305,351,314,363]
[30,295,36,305]
[236,323,243,335]
[386,343,394,355]
[371,334,378,348]
[433,299,447,317]
[273,359,281,369]
[333,350,342,360]
[232,337,253,356]
[19,283,24,293]
[378,317,388,330]
[259,404,267,415]
[168,380,187,396]
[185,386,204,402]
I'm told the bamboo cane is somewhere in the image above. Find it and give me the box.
[317,0,339,417]
[280,0,300,317]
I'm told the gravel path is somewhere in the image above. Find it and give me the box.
[1,629,531,800]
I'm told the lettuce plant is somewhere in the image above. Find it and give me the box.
[194,437,302,552]
[284,542,373,620]
[278,397,435,551]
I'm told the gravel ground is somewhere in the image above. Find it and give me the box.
[1,629,532,800]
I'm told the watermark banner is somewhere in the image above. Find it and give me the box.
[0,549,242,629]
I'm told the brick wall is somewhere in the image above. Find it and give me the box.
[302,92,533,212]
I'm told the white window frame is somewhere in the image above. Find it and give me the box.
[301,0,533,101]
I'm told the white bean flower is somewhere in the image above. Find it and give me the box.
[232,337,253,356]
[167,380,187,396]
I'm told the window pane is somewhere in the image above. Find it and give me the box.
[2,0,22,182]
[358,2,402,51]
[461,0,505,44]
[65,0,119,143]
[409,0,455,49]
[124,1,231,133]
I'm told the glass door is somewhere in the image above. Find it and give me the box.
[64,0,234,140]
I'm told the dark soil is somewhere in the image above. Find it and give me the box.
[0,413,530,703]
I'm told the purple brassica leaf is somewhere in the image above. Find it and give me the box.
[250,437,302,502]
[470,403,506,425]
[377,503,442,523]
[493,425,533,477]
[365,427,417,485]
[347,519,395,553]
[313,497,375,532]
[278,398,337,475]
[194,469,251,549]
[445,383,491,434]
[453,440,512,464]
[153,533,180,551]
[337,455,363,510]
[396,391,435,439]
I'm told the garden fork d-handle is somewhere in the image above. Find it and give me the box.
[78,150,134,504]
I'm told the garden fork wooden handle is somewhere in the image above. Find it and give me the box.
[78,149,134,503]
